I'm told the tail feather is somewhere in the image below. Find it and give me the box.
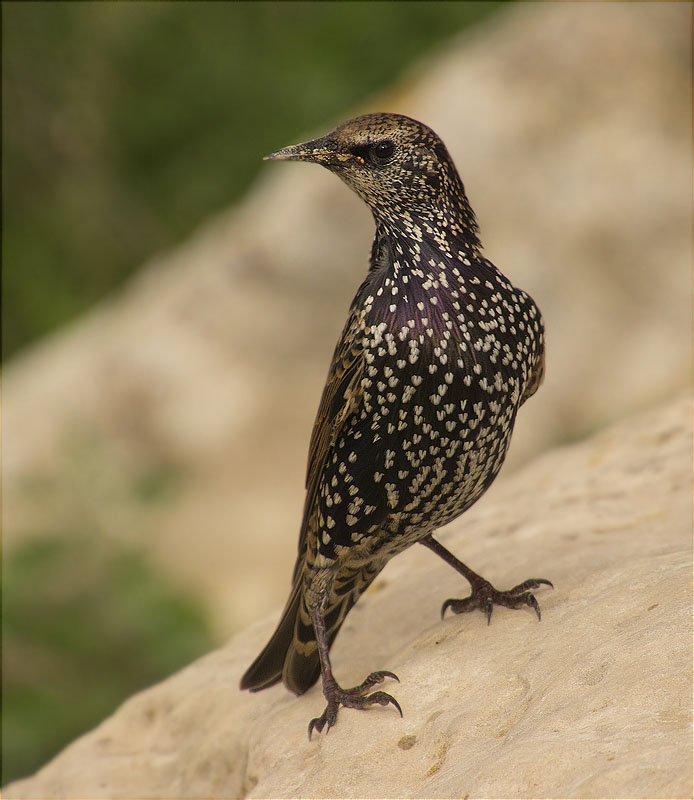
[240,561,383,696]
[240,578,303,693]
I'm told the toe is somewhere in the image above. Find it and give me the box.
[308,716,322,739]
[367,690,403,717]
[352,670,399,694]
[526,593,541,621]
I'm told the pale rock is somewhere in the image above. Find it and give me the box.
[5,395,692,799]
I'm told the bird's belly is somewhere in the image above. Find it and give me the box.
[320,332,522,561]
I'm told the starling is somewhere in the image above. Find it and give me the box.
[240,113,551,736]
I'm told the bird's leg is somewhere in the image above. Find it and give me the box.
[307,604,402,738]
[420,534,553,624]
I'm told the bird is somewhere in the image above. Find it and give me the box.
[240,112,551,737]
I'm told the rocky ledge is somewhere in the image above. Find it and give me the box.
[5,393,692,799]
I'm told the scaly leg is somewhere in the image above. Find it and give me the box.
[307,604,402,738]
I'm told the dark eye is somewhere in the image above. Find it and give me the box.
[370,139,395,164]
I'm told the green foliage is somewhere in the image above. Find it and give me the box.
[2,534,215,785]
[2,1,504,359]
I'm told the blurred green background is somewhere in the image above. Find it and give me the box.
[3,1,503,362]
[2,0,505,785]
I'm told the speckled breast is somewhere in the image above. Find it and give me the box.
[316,253,543,563]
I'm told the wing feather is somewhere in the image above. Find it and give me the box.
[291,307,367,581]
[520,339,545,406]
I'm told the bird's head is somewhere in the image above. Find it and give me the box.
[265,113,476,235]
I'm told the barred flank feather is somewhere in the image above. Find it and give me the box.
[241,561,384,695]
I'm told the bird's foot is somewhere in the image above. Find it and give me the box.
[308,670,402,738]
[441,576,553,624]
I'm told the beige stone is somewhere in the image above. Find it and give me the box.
[5,395,692,799]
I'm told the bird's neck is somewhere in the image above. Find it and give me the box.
[361,214,497,339]
[369,210,482,277]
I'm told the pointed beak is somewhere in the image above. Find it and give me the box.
[264,136,354,167]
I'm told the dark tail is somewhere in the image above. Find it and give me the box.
[240,561,383,696]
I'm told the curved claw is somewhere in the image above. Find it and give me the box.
[441,595,477,619]
[308,713,325,739]
[441,597,456,619]
[308,699,339,738]
[509,578,554,594]
[367,690,403,717]
[527,593,541,620]
[352,670,400,694]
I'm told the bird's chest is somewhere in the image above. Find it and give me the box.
[358,311,517,463]
[350,270,535,518]
[358,269,527,424]
[315,261,542,559]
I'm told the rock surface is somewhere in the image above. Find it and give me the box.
[3,1,691,636]
[5,394,692,799]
